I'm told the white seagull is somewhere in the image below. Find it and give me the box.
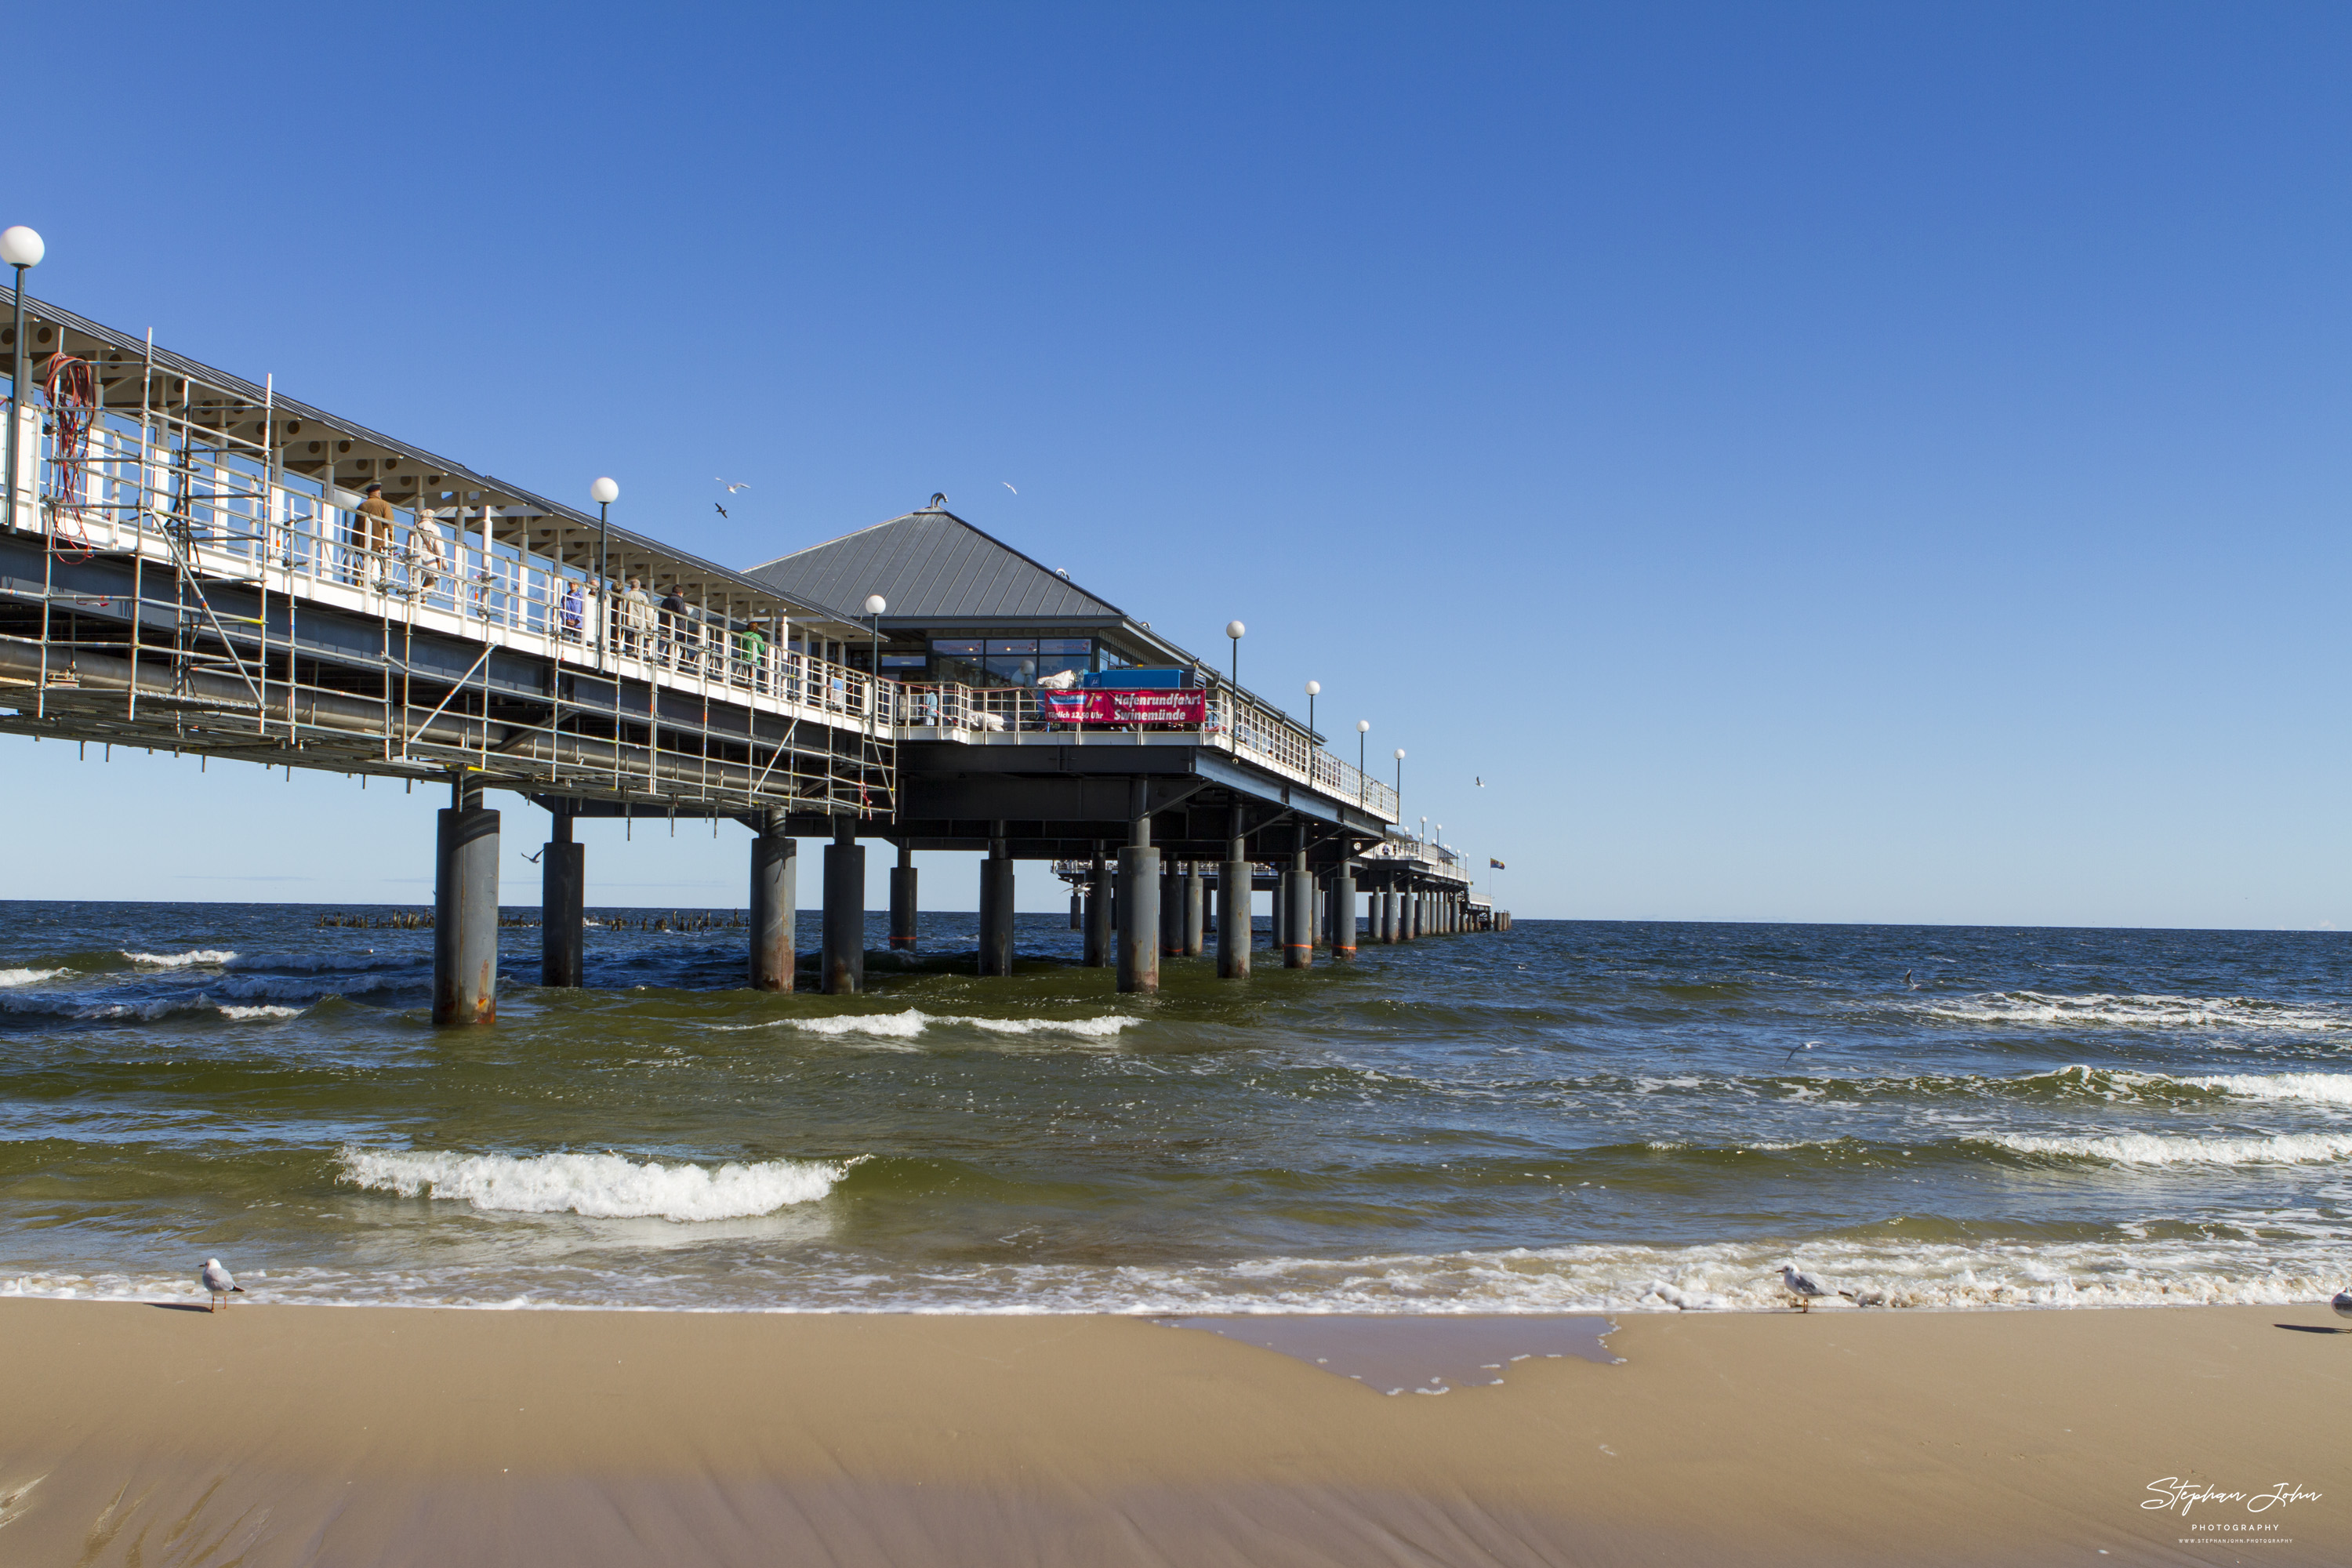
[715,478,751,493]
[1002,481,1018,495]
[1780,1264,1830,1312]
[201,1258,245,1312]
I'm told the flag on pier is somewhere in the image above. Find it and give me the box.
[1490,858,1506,869]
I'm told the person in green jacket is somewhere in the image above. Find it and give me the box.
[737,622,768,691]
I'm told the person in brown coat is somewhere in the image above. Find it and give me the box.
[354,481,396,584]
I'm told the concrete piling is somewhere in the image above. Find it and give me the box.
[1330,864,1356,959]
[749,809,796,991]
[1182,864,1206,957]
[1116,789,1159,994]
[979,831,1015,977]
[432,775,499,1026]
[1159,862,1185,958]
[1283,849,1313,969]
[1083,846,1112,967]
[539,804,583,987]
[1218,815,1250,980]
[822,818,864,994]
[890,842,919,950]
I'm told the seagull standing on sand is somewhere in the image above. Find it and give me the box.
[201,1258,244,1312]
[1780,1264,1830,1312]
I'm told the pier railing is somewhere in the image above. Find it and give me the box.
[892,681,1397,821]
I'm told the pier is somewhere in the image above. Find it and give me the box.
[0,281,1508,1022]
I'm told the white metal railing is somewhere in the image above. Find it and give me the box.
[10,367,1388,819]
[9,384,891,739]
[895,680,1399,821]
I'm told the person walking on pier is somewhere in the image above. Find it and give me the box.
[621,578,653,655]
[737,619,768,691]
[354,481,395,586]
[659,586,689,668]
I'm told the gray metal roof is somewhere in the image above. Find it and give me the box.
[743,510,1126,624]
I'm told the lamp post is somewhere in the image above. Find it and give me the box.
[1356,719,1370,806]
[1225,619,1245,693]
[864,593,887,731]
[590,477,619,662]
[1305,679,1319,739]
[2,226,45,535]
[1394,748,1406,819]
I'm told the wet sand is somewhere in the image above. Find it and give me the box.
[0,1298,2343,1566]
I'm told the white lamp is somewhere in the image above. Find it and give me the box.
[0,227,44,268]
[590,477,619,505]
[864,594,887,615]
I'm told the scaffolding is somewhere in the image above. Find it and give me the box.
[0,306,892,819]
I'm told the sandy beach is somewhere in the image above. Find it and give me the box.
[0,1299,2341,1566]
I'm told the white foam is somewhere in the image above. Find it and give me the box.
[0,967,68,988]
[2164,1071,2352,1107]
[13,1231,2338,1316]
[749,1009,1144,1043]
[122,949,238,969]
[1921,990,2348,1032]
[335,1147,848,1221]
[1983,1131,2352,1167]
[216,1004,303,1022]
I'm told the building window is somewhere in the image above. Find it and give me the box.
[930,638,984,685]
[984,638,1039,686]
[1036,637,1093,684]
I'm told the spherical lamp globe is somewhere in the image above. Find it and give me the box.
[590,477,619,505]
[0,227,45,268]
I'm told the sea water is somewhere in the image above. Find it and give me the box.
[2,902,2346,1313]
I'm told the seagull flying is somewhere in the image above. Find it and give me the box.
[1476,776,1484,787]
[1782,1040,1820,1065]
[714,503,728,519]
[1904,968,1920,990]
[201,1258,245,1313]
[1780,1264,1829,1312]
[716,478,751,493]
[1002,481,1018,495]
[521,848,545,865]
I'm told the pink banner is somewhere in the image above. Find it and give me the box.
[1040,689,1207,725]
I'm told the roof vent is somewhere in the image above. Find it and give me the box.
[927,492,947,510]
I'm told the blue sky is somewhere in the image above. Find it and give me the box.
[6,2,2349,925]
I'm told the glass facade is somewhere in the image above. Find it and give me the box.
[924,634,1102,687]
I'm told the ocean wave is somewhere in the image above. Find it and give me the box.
[216,1004,303,1022]
[122,949,238,969]
[0,967,70,988]
[1980,1131,2352,1167]
[1917,990,2349,1032]
[735,1009,1144,1044]
[9,1234,2343,1315]
[335,1147,848,1221]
